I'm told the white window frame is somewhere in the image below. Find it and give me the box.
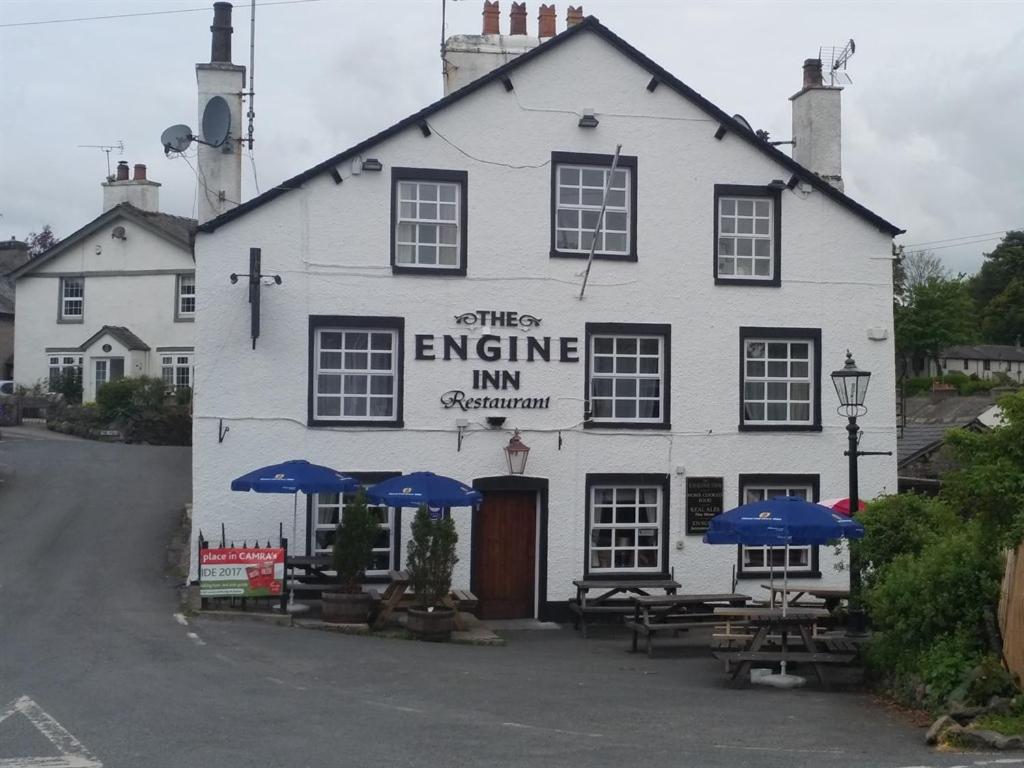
[47,354,82,391]
[161,354,193,390]
[742,337,814,427]
[717,196,774,280]
[589,333,665,425]
[588,484,663,574]
[738,482,816,575]
[60,277,84,321]
[554,163,631,257]
[312,492,395,577]
[177,274,196,318]
[314,327,399,422]
[394,179,461,269]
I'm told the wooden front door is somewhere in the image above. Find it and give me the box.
[474,491,536,620]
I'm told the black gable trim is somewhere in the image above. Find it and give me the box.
[198,17,902,237]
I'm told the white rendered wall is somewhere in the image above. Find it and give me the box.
[931,357,1024,382]
[192,31,898,604]
[102,180,161,213]
[196,64,244,224]
[791,87,842,190]
[444,34,539,94]
[13,218,194,393]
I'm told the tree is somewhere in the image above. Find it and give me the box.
[25,225,59,257]
[901,250,949,293]
[969,231,1024,343]
[894,276,978,375]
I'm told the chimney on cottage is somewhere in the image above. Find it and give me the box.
[102,161,161,212]
[566,5,583,26]
[443,1,550,95]
[195,1,245,224]
[0,238,30,276]
[790,57,843,192]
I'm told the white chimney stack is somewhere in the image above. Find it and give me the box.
[102,161,161,212]
[790,58,843,192]
[195,1,244,224]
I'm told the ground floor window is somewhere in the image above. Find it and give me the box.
[736,474,820,578]
[161,354,193,390]
[586,473,669,575]
[47,354,82,391]
[312,492,396,577]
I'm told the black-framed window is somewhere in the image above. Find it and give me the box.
[983,359,991,371]
[714,185,782,286]
[390,168,468,276]
[735,473,821,579]
[584,322,670,429]
[585,473,670,577]
[59,277,84,323]
[308,315,404,428]
[550,151,637,261]
[739,326,821,431]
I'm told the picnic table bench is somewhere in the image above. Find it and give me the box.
[370,571,478,632]
[762,584,850,611]
[569,578,680,638]
[624,593,750,656]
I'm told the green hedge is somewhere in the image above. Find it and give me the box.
[902,372,1005,397]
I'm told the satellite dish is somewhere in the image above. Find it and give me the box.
[732,114,754,132]
[201,96,231,147]
[160,124,193,154]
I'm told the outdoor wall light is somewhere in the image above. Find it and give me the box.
[485,415,506,428]
[504,430,530,475]
[578,108,599,128]
[361,158,383,172]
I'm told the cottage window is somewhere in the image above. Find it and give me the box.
[391,169,467,275]
[312,492,395,576]
[161,354,193,390]
[60,277,84,321]
[714,185,781,285]
[177,274,196,319]
[737,477,819,578]
[585,323,670,428]
[310,316,404,427]
[47,354,82,391]
[739,327,821,430]
[588,485,663,573]
[983,359,991,371]
[551,152,637,260]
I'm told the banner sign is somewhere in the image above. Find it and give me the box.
[686,476,724,534]
[200,547,285,597]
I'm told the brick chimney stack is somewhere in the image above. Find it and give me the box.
[566,5,583,26]
[443,0,542,95]
[538,4,556,38]
[482,0,500,34]
[510,2,527,35]
[102,161,161,212]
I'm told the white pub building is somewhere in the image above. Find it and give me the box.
[190,3,902,621]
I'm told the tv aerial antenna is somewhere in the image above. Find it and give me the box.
[78,140,125,178]
[819,39,856,86]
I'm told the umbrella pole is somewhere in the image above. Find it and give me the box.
[289,494,298,609]
[781,543,790,677]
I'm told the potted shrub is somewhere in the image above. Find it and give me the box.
[322,489,379,624]
[405,505,459,641]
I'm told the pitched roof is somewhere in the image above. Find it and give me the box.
[79,325,151,352]
[941,344,1024,363]
[198,17,902,237]
[0,278,13,316]
[11,204,196,279]
[903,392,1010,425]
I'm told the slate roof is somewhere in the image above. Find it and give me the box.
[10,204,196,279]
[79,325,151,352]
[903,392,1011,425]
[898,424,963,467]
[198,16,902,237]
[941,344,1024,363]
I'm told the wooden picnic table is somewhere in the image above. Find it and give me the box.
[761,584,850,611]
[286,554,335,583]
[625,593,750,656]
[711,606,852,688]
[570,578,680,638]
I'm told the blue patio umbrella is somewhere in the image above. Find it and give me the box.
[364,471,482,509]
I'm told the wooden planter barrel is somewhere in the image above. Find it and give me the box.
[406,606,455,641]
[322,591,374,624]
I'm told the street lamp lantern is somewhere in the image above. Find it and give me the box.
[831,350,872,413]
[504,430,530,475]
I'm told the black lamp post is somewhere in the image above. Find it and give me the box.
[831,350,871,636]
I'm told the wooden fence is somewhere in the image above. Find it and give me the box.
[998,542,1024,682]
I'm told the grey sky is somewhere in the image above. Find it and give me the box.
[2,0,1022,274]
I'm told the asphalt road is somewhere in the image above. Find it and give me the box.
[0,427,1014,767]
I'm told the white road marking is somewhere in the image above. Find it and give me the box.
[0,695,102,767]
[363,700,425,714]
[186,632,205,646]
[172,613,188,626]
[502,721,604,739]
[713,744,845,755]
[264,676,308,692]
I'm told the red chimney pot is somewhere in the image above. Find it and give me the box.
[803,58,824,89]
[133,164,147,181]
[566,5,583,26]
[482,1,500,34]
[510,2,527,35]
[538,4,556,38]
[116,161,129,181]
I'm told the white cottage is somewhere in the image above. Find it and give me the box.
[191,5,902,621]
[11,163,196,402]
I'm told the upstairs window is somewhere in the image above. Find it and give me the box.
[391,168,468,276]
[551,152,637,261]
[714,185,781,286]
[176,274,196,320]
[60,278,84,322]
[739,327,821,431]
[585,322,671,429]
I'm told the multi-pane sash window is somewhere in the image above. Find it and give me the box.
[555,165,630,256]
[742,339,813,425]
[590,334,664,423]
[740,483,814,574]
[60,278,84,320]
[313,492,394,576]
[315,328,398,421]
[177,275,196,318]
[718,197,773,278]
[395,180,460,268]
[161,355,193,389]
[589,485,662,572]
[47,355,82,390]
